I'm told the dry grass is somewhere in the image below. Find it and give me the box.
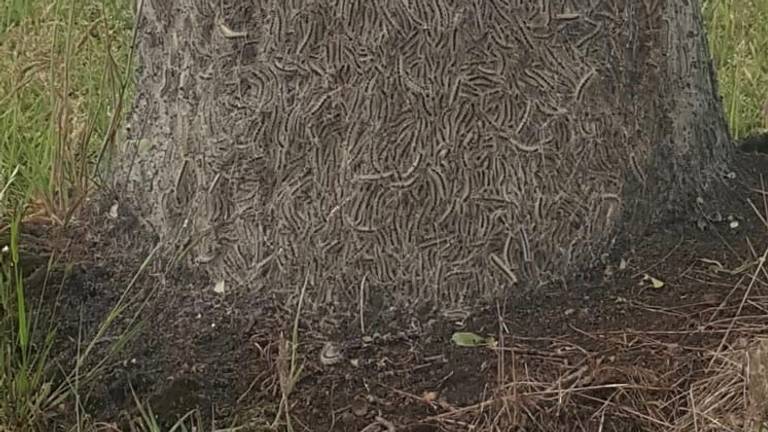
[423,184,768,432]
[429,313,764,431]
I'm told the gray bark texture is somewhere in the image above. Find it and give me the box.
[119,0,732,307]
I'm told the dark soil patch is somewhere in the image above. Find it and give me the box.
[10,152,768,431]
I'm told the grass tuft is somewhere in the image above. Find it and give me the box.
[1,0,136,430]
[0,0,135,225]
[702,0,768,138]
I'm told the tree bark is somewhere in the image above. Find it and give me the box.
[118,0,732,306]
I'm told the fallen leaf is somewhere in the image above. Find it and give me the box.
[619,258,628,270]
[642,274,665,289]
[422,391,439,402]
[451,332,495,347]
[213,280,226,294]
[108,203,119,219]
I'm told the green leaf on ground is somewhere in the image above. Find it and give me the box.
[642,274,666,289]
[451,332,496,347]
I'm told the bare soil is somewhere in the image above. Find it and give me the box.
[14,152,768,431]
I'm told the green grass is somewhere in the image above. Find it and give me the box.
[702,0,768,139]
[1,0,136,430]
[0,0,135,224]
[0,210,67,430]
[0,0,767,431]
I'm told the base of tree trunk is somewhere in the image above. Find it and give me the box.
[119,0,733,308]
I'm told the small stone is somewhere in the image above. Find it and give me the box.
[564,308,575,316]
[108,203,119,219]
[213,280,226,294]
[351,397,368,417]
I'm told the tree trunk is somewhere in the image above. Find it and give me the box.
[118,0,733,307]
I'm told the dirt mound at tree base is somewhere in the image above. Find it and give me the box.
[20,152,768,431]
